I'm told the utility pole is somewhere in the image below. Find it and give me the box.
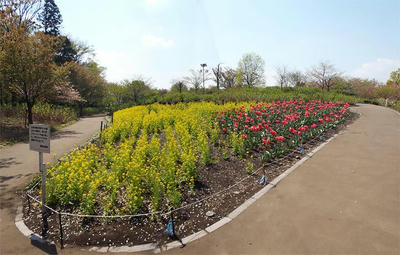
[200,63,207,92]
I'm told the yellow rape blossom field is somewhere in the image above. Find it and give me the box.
[46,102,250,215]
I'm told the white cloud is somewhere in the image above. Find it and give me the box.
[95,50,140,82]
[141,34,174,48]
[348,58,400,82]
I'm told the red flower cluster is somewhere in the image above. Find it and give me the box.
[216,100,349,153]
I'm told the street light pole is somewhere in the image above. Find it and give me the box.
[200,63,207,91]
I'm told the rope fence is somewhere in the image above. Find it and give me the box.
[24,117,347,248]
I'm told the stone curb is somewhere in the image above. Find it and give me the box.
[15,131,342,253]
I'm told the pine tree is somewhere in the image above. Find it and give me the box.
[55,36,78,65]
[39,0,62,36]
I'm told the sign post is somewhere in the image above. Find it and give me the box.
[29,124,50,239]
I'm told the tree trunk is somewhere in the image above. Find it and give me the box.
[79,104,83,117]
[27,101,34,124]
[0,83,3,105]
[12,92,17,106]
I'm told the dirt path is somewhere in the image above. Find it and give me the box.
[0,115,105,255]
[166,104,400,255]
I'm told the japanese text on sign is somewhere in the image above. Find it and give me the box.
[29,124,50,153]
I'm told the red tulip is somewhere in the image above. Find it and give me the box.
[262,139,270,145]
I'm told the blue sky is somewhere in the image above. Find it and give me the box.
[57,0,400,89]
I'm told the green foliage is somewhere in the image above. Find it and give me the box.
[105,79,157,112]
[158,87,360,105]
[0,103,77,124]
[39,0,62,36]
[222,146,229,160]
[387,68,400,85]
[198,130,211,165]
[374,85,400,100]
[54,36,77,65]
[261,150,272,163]
[170,81,188,93]
[231,132,245,157]
[245,157,254,174]
[69,62,106,107]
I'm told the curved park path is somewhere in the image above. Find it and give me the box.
[0,115,105,255]
[0,104,399,255]
[167,104,400,255]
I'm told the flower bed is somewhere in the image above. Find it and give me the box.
[23,100,353,247]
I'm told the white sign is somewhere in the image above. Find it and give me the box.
[29,124,50,153]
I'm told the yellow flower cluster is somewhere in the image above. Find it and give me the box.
[46,102,251,215]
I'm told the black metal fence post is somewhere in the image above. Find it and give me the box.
[41,208,48,239]
[58,212,64,249]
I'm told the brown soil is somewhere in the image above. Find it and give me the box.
[22,112,358,249]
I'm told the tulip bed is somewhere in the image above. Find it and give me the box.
[43,100,349,217]
[216,100,350,163]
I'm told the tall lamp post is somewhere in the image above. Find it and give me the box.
[200,63,207,91]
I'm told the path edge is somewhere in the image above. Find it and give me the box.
[14,132,342,254]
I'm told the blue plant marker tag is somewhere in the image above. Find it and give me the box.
[300,145,305,154]
[319,136,323,141]
[166,217,174,237]
[259,175,266,185]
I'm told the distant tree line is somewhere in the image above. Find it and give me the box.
[1,1,398,120]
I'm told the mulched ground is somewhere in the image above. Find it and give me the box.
[22,112,358,249]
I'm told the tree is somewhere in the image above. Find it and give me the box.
[275,66,289,89]
[123,79,152,104]
[184,69,203,92]
[71,40,94,64]
[387,68,400,86]
[308,62,340,91]
[54,36,77,65]
[287,71,306,87]
[331,77,354,95]
[221,67,236,88]
[170,80,187,93]
[54,81,85,104]
[0,30,68,124]
[348,78,378,99]
[374,85,400,100]
[237,53,265,86]
[39,0,62,36]
[235,69,243,87]
[1,0,40,107]
[0,0,42,33]
[212,64,223,90]
[104,83,127,111]
[68,61,106,108]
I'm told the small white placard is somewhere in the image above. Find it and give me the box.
[29,124,50,153]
